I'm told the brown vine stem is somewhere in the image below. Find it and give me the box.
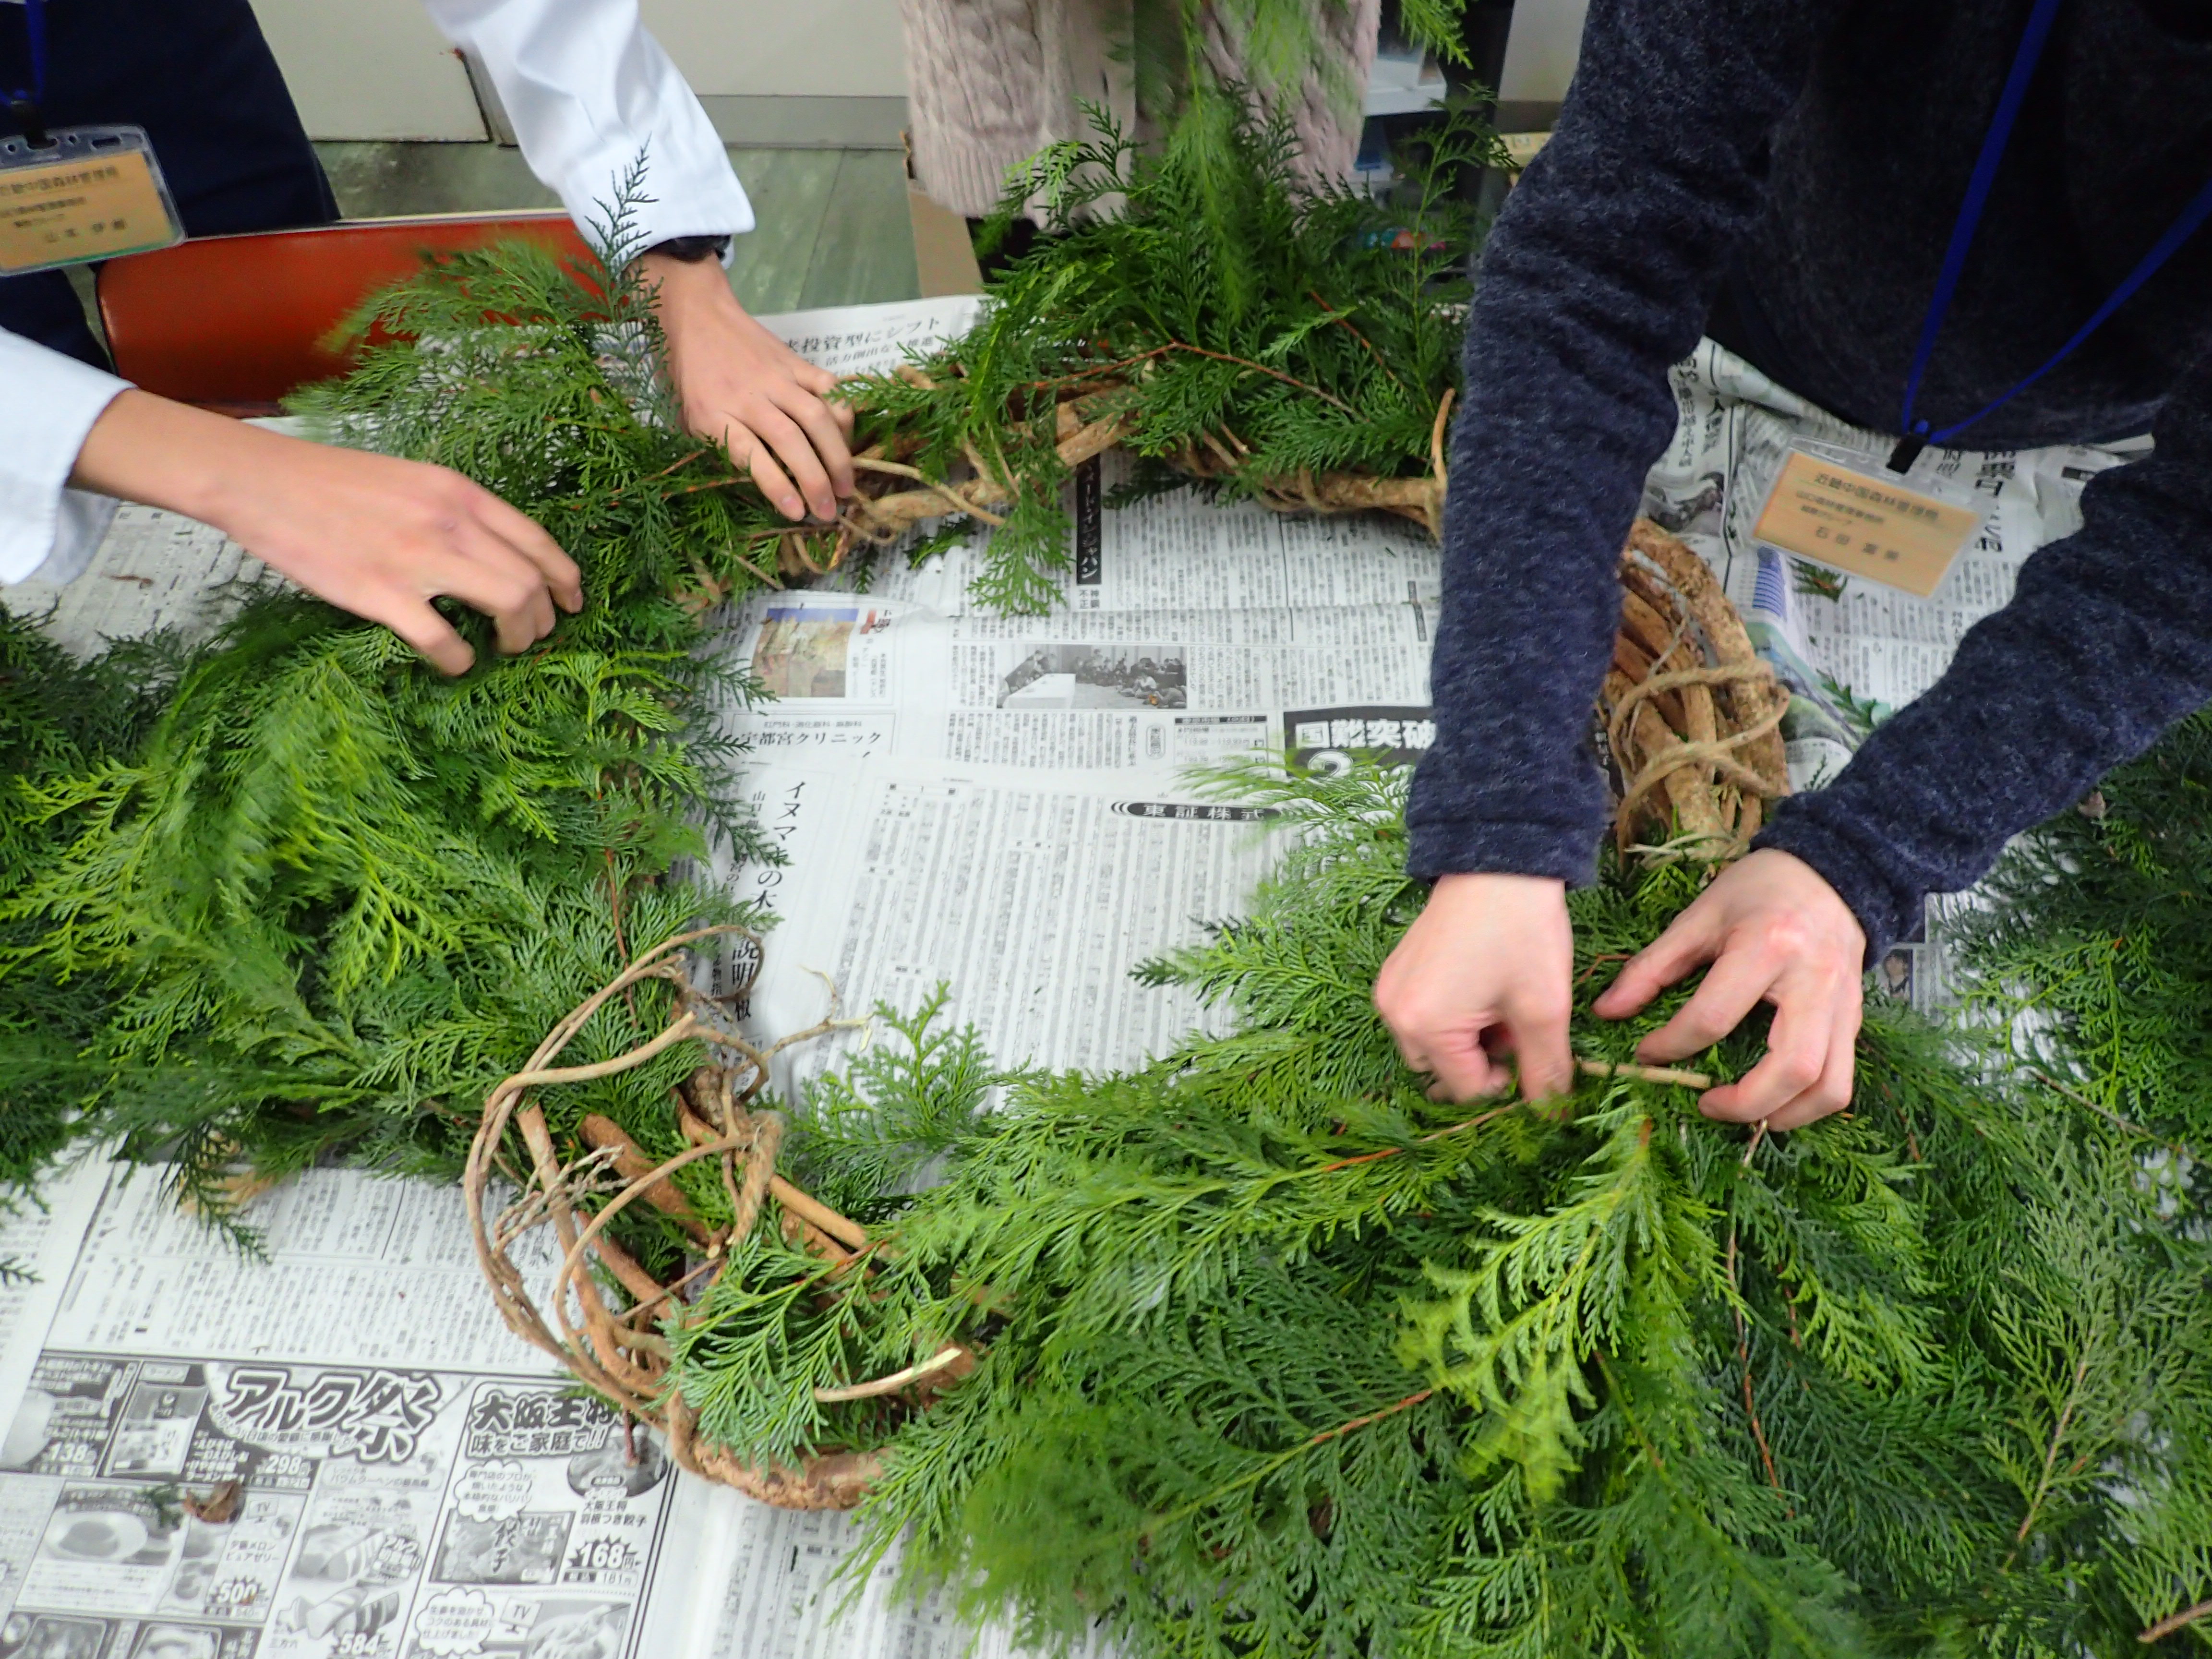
[727,548,781,589]
[1309,1387,1436,1446]
[2032,1068,2201,1164]
[1140,1387,1437,1544]
[2140,1596,2212,1644]
[1725,1121,1785,1503]
[1305,1101,1519,1177]
[1163,342,1358,414]
[601,446,712,504]
[1022,344,1177,391]
[1574,951,1635,990]
[1307,290,1405,393]
[815,1345,970,1404]
[1310,1058,1708,1182]
[848,456,1008,526]
[658,474,749,501]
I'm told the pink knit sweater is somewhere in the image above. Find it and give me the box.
[899,0,1382,218]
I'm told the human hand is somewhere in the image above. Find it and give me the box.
[642,251,856,522]
[1592,848,1866,1130]
[71,390,581,675]
[1373,872,1576,1103]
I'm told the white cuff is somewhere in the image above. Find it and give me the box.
[0,331,130,586]
[419,0,754,254]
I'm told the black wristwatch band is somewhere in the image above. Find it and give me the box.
[645,235,732,263]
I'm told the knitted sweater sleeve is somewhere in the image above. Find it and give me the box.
[1756,346,2212,959]
[1405,0,1822,884]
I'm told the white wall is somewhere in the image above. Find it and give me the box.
[1497,0,1588,106]
[641,0,908,98]
[247,0,487,140]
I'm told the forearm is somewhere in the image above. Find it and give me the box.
[1758,353,2212,957]
[68,389,297,526]
[1406,0,1821,883]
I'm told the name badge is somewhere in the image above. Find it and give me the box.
[0,126,185,276]
[1751,438,1987,599]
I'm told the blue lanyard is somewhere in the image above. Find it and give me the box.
[1890,0,2212,471]
[7,0,50,146]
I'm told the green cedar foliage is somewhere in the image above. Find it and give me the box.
[0,605,176,1191]
[1129,0,1473,160]
[654,761,2212,1657]
[0,180,779,1222]
[1950,708,2212,1162]
[854,101,1500,611]
[1947,713,2212,1650]
[1123,0,1473,243]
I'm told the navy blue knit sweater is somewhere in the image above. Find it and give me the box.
[1407,0,2212,958]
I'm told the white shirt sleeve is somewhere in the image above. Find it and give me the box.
[0,332,128,588]
[419,0,754,252]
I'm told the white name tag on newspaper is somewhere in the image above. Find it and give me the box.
[1752,437,1987,598]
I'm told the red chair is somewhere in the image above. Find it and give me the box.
[95,210,595,414]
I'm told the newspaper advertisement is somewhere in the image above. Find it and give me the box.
[0,1167,735,1659]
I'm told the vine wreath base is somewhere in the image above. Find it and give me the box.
[464,925,939,1511]
[681,383,1458,599]
[1604,520,1790,860]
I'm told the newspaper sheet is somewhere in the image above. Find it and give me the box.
[0,1166,744,1659]
[701,440,1444,1092]
[0,1160,110,1448]
[3,298,2152,1657]
[1638,338,2148,1007]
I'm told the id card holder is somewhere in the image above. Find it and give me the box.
[0,125,184,276]
[1750,437,1988,599]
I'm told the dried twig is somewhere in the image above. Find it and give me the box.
[849,456,1008,526]
[814,1346,971,1404]
[1163,341,1357,413]
[2140,1597,2212,1645]
[1576,1057,1712,1089]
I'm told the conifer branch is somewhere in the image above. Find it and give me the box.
[2008,1349,2095,1559]
[1726,1121,1785,1503]
[1140,1385,1440,1542]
